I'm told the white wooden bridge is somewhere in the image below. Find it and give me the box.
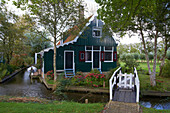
[109,67,140,103]
[103,67,140,113]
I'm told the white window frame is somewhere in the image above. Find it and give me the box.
[92,27,102,38]
[104,46,114,62]
[85,46,92,62]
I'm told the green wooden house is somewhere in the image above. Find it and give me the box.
[35,15,118,78]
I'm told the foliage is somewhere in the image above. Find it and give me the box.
[24,57,33,66]
[9,54,24,68]
[46,70,54,80]
[120,53,139,71]
[133,53,140,60]
[0,66,9,81]
[167,50,170,60]
[161,60,170,78]
[96,0,169,86]
[141,106,170,113]
[148,53,154,62]
[84,73,106,87]
[90,69,100,74]
[71,72,85,86]
[0,3,34,64]
[140,53,146,61]
[108,67,119,79]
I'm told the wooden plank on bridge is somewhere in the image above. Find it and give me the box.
[113,89,136,103]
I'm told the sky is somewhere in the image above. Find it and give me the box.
[5,0,141,45]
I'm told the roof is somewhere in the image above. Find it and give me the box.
[37,14,118,54]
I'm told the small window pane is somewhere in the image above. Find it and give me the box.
[85,51,91,61]
[86,46,92,50]
[105,46,112,50]
[93,46,100,50]
[105,52,112,61]
[93,30,101,36]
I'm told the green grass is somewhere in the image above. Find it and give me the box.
[138,62,160,72]
[141,106,170,113]
[0,101,104,113]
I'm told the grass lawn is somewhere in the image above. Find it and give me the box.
[138,62,160,72]
[0,101,104,113]
[141,106,170,113]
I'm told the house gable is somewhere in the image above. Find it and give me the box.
[74,16,117,47]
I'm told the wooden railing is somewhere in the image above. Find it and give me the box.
[134,67,140,103]
[109,67,121,100]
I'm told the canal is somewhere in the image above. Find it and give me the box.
[0,69,169,110]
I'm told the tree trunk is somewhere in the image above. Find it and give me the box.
[159,35,168,76]
[140,26,152,75]
[150,31,158,86]
[53,37,57,82]
[53,4,57,82]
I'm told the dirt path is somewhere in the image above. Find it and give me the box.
[103,101,140,113]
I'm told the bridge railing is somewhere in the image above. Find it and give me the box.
[109,67,121,100]
[134,67,140,103]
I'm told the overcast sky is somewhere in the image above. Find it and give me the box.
[5,0,140,44]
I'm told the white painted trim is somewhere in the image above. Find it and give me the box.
[35,53,37,64]
[42,60,44,78]
[64,50,74,70]
[92,46,94,69]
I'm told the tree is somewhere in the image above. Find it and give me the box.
[14,0,84,82]
[25,32,52,57]
[0,3,33,64]
[96,0,169,86]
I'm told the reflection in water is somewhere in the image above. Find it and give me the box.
[0,70,53,99]
[140,97,170,110]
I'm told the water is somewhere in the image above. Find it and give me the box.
[0,69,169,110]
[140,97,170,110]
[0,70,54,99]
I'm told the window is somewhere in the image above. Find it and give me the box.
[85,51,92,61]
[93,27,102,38]
[104,52,112,61]
[104,46,114,62]
[86,46,92,50]
[93,46,100,50]
[105,46,112,50]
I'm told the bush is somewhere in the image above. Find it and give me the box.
[90,69,100,74]
[140,53,145,61]
[46,70,54,80]
[71,74,85,86]
[120,53,139,71]
[0,64,10,80]
[161,60,170,78]
[166,50,170,60]
[108,67,119,79]
[10,54,24,68]
[133,53,140,60]
[24,57,34,66]
[84,73,106,87]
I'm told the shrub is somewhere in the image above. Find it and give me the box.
[90,69,100,74]
[46,70,54,80]
[166,50,170,60]
[84,73,106,87]
[120,53,139,71]
[161,60,170,78]
[71,74,85,86]
[10,54,24,68]
[133,53,140,60]
[108,67,119,79]
[24,57,34,66]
